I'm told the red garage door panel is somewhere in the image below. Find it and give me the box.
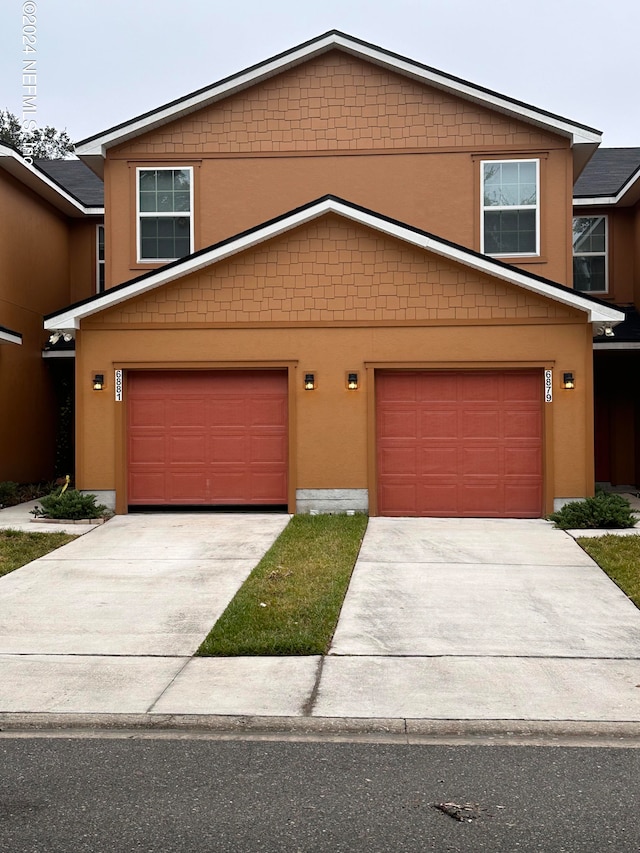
[377,371,542,518]
[128,370,288,506]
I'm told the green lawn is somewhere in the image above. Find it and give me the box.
[197,513,368,656]
[0,528,77,578]
[578,535,640,609]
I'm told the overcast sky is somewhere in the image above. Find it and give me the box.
[1,0,637,149]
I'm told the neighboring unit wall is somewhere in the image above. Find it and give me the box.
[69,219,102,304]
[0,170,71,482]
[103,51,574,289]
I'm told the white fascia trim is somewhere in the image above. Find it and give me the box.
[42,350,75,358]
[45,198,624,331]
[0,145,104,216]
[0,329,22,345]
[76,33,600,157]
[593,342,640,350]
[573,196,617,207]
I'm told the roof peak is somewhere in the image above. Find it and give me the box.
[75,30,601,177]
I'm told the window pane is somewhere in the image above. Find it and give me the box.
[573,216,606,253]
[156,170,173,190]
[173,191,190,212]
[139,191,157,212]
[138,169,191,213]
[484,161,537,207]
[573,256,606,292]
[173,169,191,190]
[139,171,156,191]
[156,192,175,213]
[140,216,191,260]
[485,209,536,254]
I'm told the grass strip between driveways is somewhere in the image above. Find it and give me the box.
[197,513,368,656]
[0,528,77,578]
[578,535,640,609]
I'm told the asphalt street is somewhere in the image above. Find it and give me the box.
[1,736,639,852]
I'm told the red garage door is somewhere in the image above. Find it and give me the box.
[376,370,543,517]
[128,370,288,506]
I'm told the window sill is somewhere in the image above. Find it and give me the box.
[487,255,547,265]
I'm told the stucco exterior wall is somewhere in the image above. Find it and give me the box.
[69,219,101,304]
[76,221,592,514]
[103,52,573,289]
[0,171,71,482]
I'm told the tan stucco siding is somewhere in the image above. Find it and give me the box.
[77,219,590,513]
[104,52,573,288]
[76,322,593,510]
[0,170,73,482]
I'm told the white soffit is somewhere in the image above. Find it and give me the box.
[44,197,623,331]
[76,31,601,163]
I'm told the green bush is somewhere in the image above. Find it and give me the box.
[31,489,107,520]
[548,493,637,530]
[0,481,19,507]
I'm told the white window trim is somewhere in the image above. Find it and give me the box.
[572,214,608,294]
[136,166,194,263]
[96,224,105,293]
[480,158,540,257]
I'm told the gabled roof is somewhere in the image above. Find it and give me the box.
[34,159,104,207]
[0,144,104,217]
[574,148,640,207]
[0,324,22,345]
[76,31,601,178]
[45,195,623,332]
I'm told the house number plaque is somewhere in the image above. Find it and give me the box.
[114,369,123,402]
[544,369,552,403]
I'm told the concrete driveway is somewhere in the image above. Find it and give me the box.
[312,517,640,720]
[2,513,640,724]
[0,512,289,656]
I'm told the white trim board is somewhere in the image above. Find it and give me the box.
[593,342,640,350]
[45,197,624,331]
[76,31,601,168]
[0,327,22,345]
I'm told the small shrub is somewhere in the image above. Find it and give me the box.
[548,493,637,530]
[31,489,107,520]
[0,481,18,507]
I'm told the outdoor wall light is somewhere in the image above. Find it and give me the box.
[562,372,575,390]
[304,373,316,391]
[92,373,105,391]
[347,372,359,390]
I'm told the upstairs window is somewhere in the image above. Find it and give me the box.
[572,216,607,293]
[481,160,539,256]
[96,224,105,292]
[137,167,193,262]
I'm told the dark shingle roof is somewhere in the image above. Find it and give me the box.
[574,148,640,198]
[34,159,104,207]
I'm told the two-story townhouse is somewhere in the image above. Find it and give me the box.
[0,144,104,482]
[573,149,640,490]
[45,31,623,517]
